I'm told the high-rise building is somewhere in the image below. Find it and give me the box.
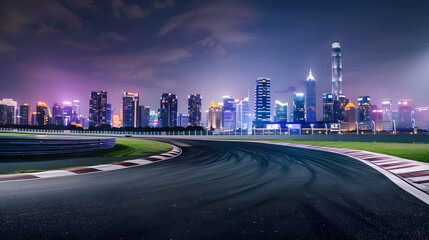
[358,96,371,124]
[20,103,31,125]
[89,91,107,127]
[344,103,357,131]
[122,92,139,128]
[331,41,342,99]
[239,97,252,131]
[106,103,112,126]
[160,93,178,128]
[52,102,63,125]
[138,106,150,128]
[255,78,271,124]
[63,101,73,126]
[415,107,429,130]
[334,94,349,122]
[36,102,50,126]
[188,93,202,127]
[72,100,80,123]
[222,96,236,131]
[149,110,159,128]
[178,114,189,128]
[0,105,7,125]
[323,93,334,122]
[370,105,383,131]
[398,99,412,129]
[293,93,305,123]
[381,99,393,131]
[0,99,17,124]
[274,101,288,122]
[204,110,209,128]
[305,69,316,122]
[208,102,222,131]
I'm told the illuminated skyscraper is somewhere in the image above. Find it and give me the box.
[72,100,80,123]
[344,103,357,131]
[52,102,63,125]
[160,92,178,127]
[334,94,349,122]
[239,97,252,132]
[178,114,189,128]
[36,102,50,126]
[188,93,202,126]
[331,41,342,99]
[415,107,429,130]
[20,103,31,125]
[63,101,73,126]
[222,96,237,131]
[398,99,412,129]
[0,105,7,125]
[209,102,222,131]
[122,92,139,128]
[381,99,393,131]
[293,93,305,123]
[149,110,158,128]
[358,96,371,126]
[106,103,112,126]
[370,105,383,131]
[305,69,316,122]
[89,91,107,127]
[323,93,334,122]
[255,78,271,124]
[0,99,17,124]
[274,100,288,122]
[139,106,150,128]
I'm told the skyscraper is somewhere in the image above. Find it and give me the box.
[305,69,316,122]
[398,99,412,129]
[178,114,189,128]
[208,102,222,131]
[89,91,107,127]
[274,100,288,122]
[222,96,236,131]
[0,104,7,125]
[344,103,357,131]
[160,92,178,128]
[106,103,112,126]
[334,94,349,122]
[240,97,252,131]
[331,41,342,99]
[122,92,139,128]
[255,78,271,124]
[149,110,158,128]
[72,100,80,123]
[381,100,393,131]
[415,107,429,130]
[358,96,371,125]
[139,106,150,128]
[36,101,50,126]
[20,103,31,125]
[370,105,383,131]
[0,99,17,124]
[293,93,305,123]
[323,93,334,122]
[63,101,73,126]
[52,102,63,125]
[188,93,202,126]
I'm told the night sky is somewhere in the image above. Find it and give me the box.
[1,0,429,119]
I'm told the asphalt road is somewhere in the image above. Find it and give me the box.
[0,139,428,239]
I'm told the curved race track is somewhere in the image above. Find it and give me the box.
[0,139,428,239]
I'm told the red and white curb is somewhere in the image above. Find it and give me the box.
[251,141,429,205]
[0,146,182,183]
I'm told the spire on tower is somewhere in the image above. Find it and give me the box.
[306,69,315,81]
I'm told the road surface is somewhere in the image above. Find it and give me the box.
[0,139,428,239]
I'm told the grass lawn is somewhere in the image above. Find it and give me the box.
[263,140,429,163]
[90,138,172,158]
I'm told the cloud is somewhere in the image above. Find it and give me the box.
[63,0,98,9]
[111,0,147,19]
[82,48,191,86]
[0,38,16,53]
[158,0,258,55]
[275,86,297,94]
[153,0,175,9]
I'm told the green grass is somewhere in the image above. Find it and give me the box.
[90,138,172,158]
[262,140,429,163]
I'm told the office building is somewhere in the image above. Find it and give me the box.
[0,99,17,124]
[344,103,357,131]
[334,94,349,122]
[208,102,222,131]
[306,69,316,122]
[222,96,236,131]
[89,91,107,127]
[238,97,252,131]
[357,96,371,123]
[36,102,50,126]
[398,99,412,129]
[323,93,334,122]
[112,114,121,128]
[122,92,139,128]
[160,93,178,128]
[106,103,112,126]
[71,100,80,123]
[149,110,159,128]
[20,103,31,125]
[139,106,150,128]
[371,105,383,131]
[415,107,429,130]
[0,105,6,125]
[381,99,393,131]
[274,101,288,122]
[188,93,202,127]
[332,41,342,99]
[179,114,189,128]
[293,93,305,123]
[62,101,72,126]
[52,102,63,125]
[255,78,271,123]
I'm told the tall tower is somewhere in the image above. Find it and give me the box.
[188,93,202,127]
[159,92,178,128]
[305,69,316,122]
[254,78,271,125]
[122,92,139,128]
[331,41,342,99]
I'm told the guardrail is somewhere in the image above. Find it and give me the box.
[0,136,116,156]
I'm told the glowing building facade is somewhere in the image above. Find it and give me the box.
[305,69,316,122]
[255,78,271,124]
[381,99,393,131]
[52,102,63,125]
[398,99,412,129]
[89,91,107,127]
[160,92,178,128]
[63,101,73,126]
[20,103,31,125]
[323,93,334,122]
[274,100,288,122]
[188,93,202,127]
[222,96,236,131]
[209,102,222,131]
[36,102,51,126]
[293,93,305,123]
[122,92,139,128]
[331,41,342,99]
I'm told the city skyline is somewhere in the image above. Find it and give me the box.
[0,0,428,119]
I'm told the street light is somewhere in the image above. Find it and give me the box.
[310,123,314,135]
[371,120,376,134]
[324,123,328,135]
[412,118,416,134]
[356,121,359,135]
[393,120,397,135]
